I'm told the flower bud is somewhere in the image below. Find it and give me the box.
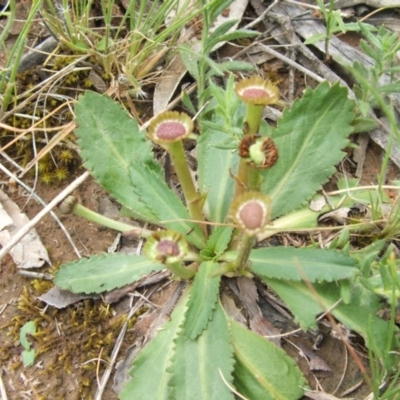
[59,195,77,214]
[144,230,188,264]
[239,135,278,169]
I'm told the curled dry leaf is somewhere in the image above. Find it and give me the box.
[0,190,50,268]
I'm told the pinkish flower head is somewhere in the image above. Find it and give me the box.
[235,76,280,105]
[148,111,193,144]
[231,192,271,235]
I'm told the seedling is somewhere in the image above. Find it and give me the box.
[55,74,399,398]
[20,320,37,367]
[305,0,369,62]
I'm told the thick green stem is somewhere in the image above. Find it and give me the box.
[167,261,197,280]
[229,101,265,227]
[246,103,264,135]
[233,234,255,274]
[184,251,204,263]
[167,141,208,238]
[71,202,151,237]
[248,168,262,191]
[232,158,249,200]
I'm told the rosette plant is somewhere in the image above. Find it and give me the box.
[55,75,398,399]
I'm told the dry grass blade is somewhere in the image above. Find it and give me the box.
[94,296,147,400]
[20,120,76,177]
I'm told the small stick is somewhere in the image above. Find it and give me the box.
[0,171,89,261]
[17,270,53,280]
[257,44,324,83]
[243,0,279,30]
[94,293,149,399]
[0,157,81,258]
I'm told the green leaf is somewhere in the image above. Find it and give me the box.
[204,57,225,79]
[120,287,190,400]
[198,77,245,222]
[208,0,235,25]
[181,90,197,114]
[96,37,114,52]
[352,116,377,133]
[22,349,35,367]
[198,126,239,222]
[218,60,255,72]
[205,19,238,51]
[75,91,162,223]
[264,279,399,362]
[179,44,200,81]
[249,247,357,282]
[304,33,326,45]
[378,82,400,94]
[20,321,36,350]
[20,321,37,367]
[262,82,355,219]
[230,320,306,400]
[207,29,257,52]
[169,302,235,400]
[55,254,164,294]
[330,286,399,368]
[262,279,337,330]
[183,261,221,339]
[359,22,381,49]
[128,162,206,248]
[206,226,234,258]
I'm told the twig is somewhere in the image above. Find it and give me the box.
[257,43,325,83]
[94,288,157,400]
[0,157,81,258]
[17,270,53,280]
[288,49,296,102]
[243,0,279,30]
[0,171,89,261]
